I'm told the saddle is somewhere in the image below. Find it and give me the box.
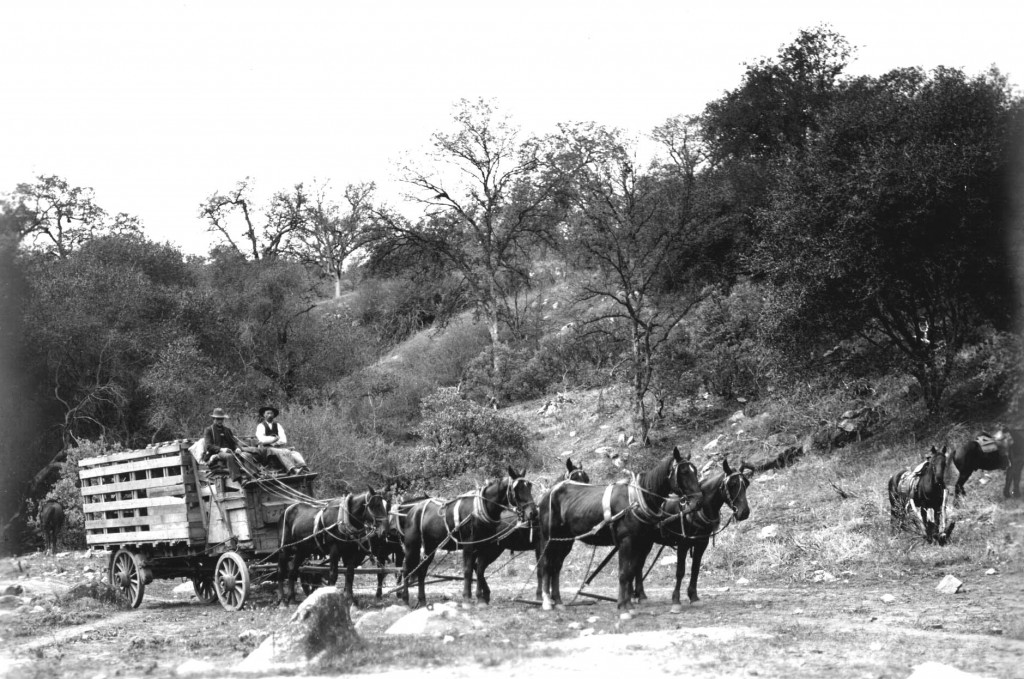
[976,434,1000,454]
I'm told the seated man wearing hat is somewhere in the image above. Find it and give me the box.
[202,408,245,481]
[256,406,309,475]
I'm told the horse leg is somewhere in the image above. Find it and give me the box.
[461,548,475,603]
[343,551,359,606]
[954,465,971,498]
[277,547,291,605]
[669,545,687,613]
[474,551,491,605]
[616,539,639,617]
[540,540,569,611]
[632,542,654,603]
[687,540,708,604]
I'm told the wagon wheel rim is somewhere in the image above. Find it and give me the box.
[192,576,217,604]
[110,550,145,608]
[214,552,249,611]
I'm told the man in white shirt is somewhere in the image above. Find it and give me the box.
[256,406,309,475]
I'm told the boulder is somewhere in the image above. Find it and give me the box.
[384,601,483,637]
[936,575,963,594]
[235,587,358,672]
[61,580,122,605]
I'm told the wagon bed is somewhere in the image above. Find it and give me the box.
[79,441,317,610]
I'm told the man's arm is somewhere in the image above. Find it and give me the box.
[256,422,277,446]
[275,424,288,446]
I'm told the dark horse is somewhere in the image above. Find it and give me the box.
[277,487,390,605]
[38,501,65,555]
[477,458,592,600]
[401,467,537,608]
[949,427,1021,499]
[632,458,753,612]
[889,446,954,545]
[538,447,702,617]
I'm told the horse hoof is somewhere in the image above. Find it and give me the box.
[541,602,553,612]
[619,611,632,621]
[669,604,682,614]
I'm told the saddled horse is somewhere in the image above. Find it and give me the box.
[632,458,753,612]
[277,487,390,605]
[477,458,592,600]
[401,467,537,608]
[38,501,65,555]
[889,446,954,545]
[949,427,1021,499]
[538,446,702,617]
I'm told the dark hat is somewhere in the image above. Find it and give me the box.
[258,406,279,418]
[210,407,230,419]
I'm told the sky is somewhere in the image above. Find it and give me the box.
[1,0,1021,256]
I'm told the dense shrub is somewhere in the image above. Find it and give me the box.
[688,283,777,400]
[30,440,120,550]
[411,387,534,480]
[461,329,621,405]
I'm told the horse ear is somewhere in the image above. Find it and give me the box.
[740,462,755,478]
[566,458,575,471]
[507,465,517,478]
[673,446,681,460]
[723,457,734,475]
[367,485,376,496]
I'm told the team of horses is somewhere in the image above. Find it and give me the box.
[270,425,1023,610]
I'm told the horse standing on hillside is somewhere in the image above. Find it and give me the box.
[949,427,1022,499]
[632,458,754,612]
[277,488,390,605]
[38,501,65,555]
[401,467,538,608]
[476,458,591,600]
[889,446,955,545]
[538,447,702,617]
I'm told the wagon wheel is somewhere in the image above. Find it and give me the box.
[214,551,250,611]
[109,549,145,608]
[192,576,217,604]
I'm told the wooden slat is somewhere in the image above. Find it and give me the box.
[80,476,185,496]
[79,456,186,480]
[79,445,189,468]
[86,514,193,530]
[83,496,185,512]
[85,527,200,545]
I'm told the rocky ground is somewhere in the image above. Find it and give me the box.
[1,549,1021,679]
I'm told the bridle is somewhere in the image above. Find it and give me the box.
[505,475,535,521]
[668,458,701,504]
[719,471,750,513]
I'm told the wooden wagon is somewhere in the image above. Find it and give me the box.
[79,440,317,611]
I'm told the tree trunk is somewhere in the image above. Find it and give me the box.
[334,273,342,299]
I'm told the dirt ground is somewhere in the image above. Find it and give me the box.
[1,549,1021,679]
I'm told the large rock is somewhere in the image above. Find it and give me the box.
[384,601,483,637]
[235,587,358,672]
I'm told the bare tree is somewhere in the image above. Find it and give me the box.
[560,125,710,441]
[375,99,572,377]
[289,181,377,298]
[199,178,306,260]
[11,175,140,259]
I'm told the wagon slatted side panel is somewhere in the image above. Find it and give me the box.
[79,442,206,549]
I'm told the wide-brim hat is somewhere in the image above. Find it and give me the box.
[258,406,279,418]
[210,408,230,419]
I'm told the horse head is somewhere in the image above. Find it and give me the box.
[361,486,390,538]
[920,446,948,494]
[504,466,537,523]
[720,458,754,521]
[670,446,702,511]
[564,458,590,483]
